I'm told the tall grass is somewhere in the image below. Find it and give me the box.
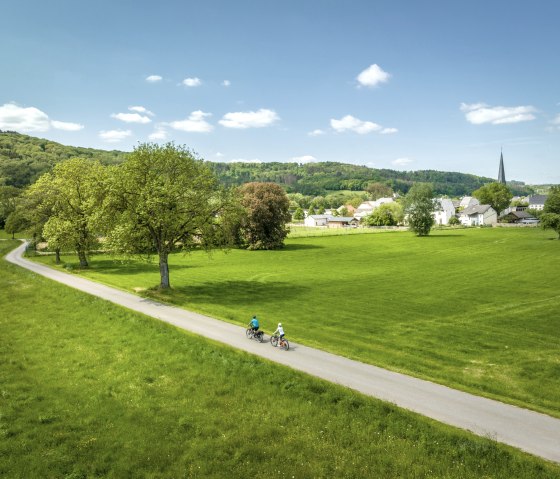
[2,240,559,477]
[31,228,560,418]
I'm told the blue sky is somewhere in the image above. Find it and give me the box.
[1,0,559,184]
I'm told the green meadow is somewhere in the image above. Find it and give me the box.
[32,227,560,418]
[2,239,560,478]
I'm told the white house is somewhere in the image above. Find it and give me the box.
[459,205,497,226]
[304,215,358,228]
[527,195,548,211]
[354,197,395,219]
[433,198,456,225]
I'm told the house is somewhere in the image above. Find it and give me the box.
[499,210,538,224]
[527,195,548,211]
[304,215,358,228]
[459,205,497,226]
[433,198,456,225]
[354,197,394,219]
[337,204,356,215]
[458,196,480,210]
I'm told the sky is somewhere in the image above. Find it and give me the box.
[1,0,559,184]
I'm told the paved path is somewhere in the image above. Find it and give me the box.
[5,242,560,463]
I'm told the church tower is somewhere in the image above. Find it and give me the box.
[498,150,506,184]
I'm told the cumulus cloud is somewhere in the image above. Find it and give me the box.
[128,106,154,116]
[146,75,162,82]
[99,129,132,143]
[222,80,231,87]
[308,129,326,137]
[330,115,382,134]
[182,77,202,87]
[219,109,279,129]
[460,103,537,125]
[51,120,84,131]
[380,127,398,135]
[0,103,84,133]
[169,110,213,133]
[148,126,168,141]
[111,112,152,124]
[0,103,50,132]
[356,64,391,87]
[292,155,317,164]
[392,158,412,167]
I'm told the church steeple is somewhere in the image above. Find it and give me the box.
[498,149,506,184]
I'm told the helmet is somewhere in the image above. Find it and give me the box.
[278,323,282,327]
[252,315,257,319]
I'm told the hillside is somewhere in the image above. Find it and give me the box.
[0,131,534,196]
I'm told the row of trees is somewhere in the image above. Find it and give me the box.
[8,143,291,289]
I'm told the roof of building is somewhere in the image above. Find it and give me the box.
[528,194,548,205]
[461,204,495,216]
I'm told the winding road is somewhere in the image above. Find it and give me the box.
[5,241,560,463]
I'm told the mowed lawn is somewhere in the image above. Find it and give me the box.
[33,227,560,418]
[2,239,560,478]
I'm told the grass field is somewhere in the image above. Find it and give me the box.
[31,227,560,419]
[2,239,560,477]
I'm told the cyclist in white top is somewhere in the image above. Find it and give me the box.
[272,322,285,339]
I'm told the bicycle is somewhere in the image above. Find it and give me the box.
[270,333,289,351]
[246,328,264,342]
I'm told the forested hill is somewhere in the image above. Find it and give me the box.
[0,131,533,196]
[0,131,127,188]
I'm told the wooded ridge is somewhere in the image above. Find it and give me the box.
[0,130,533,196]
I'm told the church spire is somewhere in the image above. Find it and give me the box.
[498,149,506,184]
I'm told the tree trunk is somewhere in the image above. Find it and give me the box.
[77,248,88,268]
[159,251,170,289]
[55,248,61,265]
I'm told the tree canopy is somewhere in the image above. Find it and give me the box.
[238,182,291,250]
[541,185,560,239]
[472,182,513,216]
[403,184,437,236]
[105,143,231,289]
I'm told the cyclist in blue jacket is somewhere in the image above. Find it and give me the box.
[248,315,260,332]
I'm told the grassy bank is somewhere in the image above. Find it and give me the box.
[2,240,560,477]
[31,227,560,418]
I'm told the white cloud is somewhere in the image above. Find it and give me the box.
[111,112,152,124]
[182,77,202,87]
[308,129,326,136]
[380,127,398,135]
[51,120,84,131]
[169,110,213,133]
[292,155,317,164]
[128,106,154,116]
[215,152,225,158]
[99,129,132,143]
[0,103,84,133]
[0,103,50,132]
[146,75,162,82]
[219,109,279,129]
[148,126,168,141]
[551,114,560,126]
[222,80,231,87]
[392,157,413,167]
[330,115,381,134]
[356,64,391,88]
[460,103,537,125]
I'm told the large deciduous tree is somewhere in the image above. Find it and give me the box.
[472,182,512,216]
[363,202,404,226]
[541,185,560,239]
[106,143,231,289]
[238,182,291,250]
[403,183,437,236]
[365,182,393,201]
[29,158,107,267]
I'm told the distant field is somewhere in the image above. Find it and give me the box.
[2,239,560,477]
[31,228,560,418]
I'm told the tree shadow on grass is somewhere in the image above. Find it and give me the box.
[85,259,193,276]
[281,243,325,251]
[150,280,309,308]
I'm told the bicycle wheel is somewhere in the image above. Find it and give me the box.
[246,328,253,339]
[256,331,264,342]
[280,338,290,351]
[270,335,278,347]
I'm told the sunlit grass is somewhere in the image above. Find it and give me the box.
[2,239,560,477]
[31,227,560,418]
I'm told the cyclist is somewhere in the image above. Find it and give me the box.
[272,322,285,341]
[248,315,260,333]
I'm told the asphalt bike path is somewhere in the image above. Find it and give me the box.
[5,241,560,463]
